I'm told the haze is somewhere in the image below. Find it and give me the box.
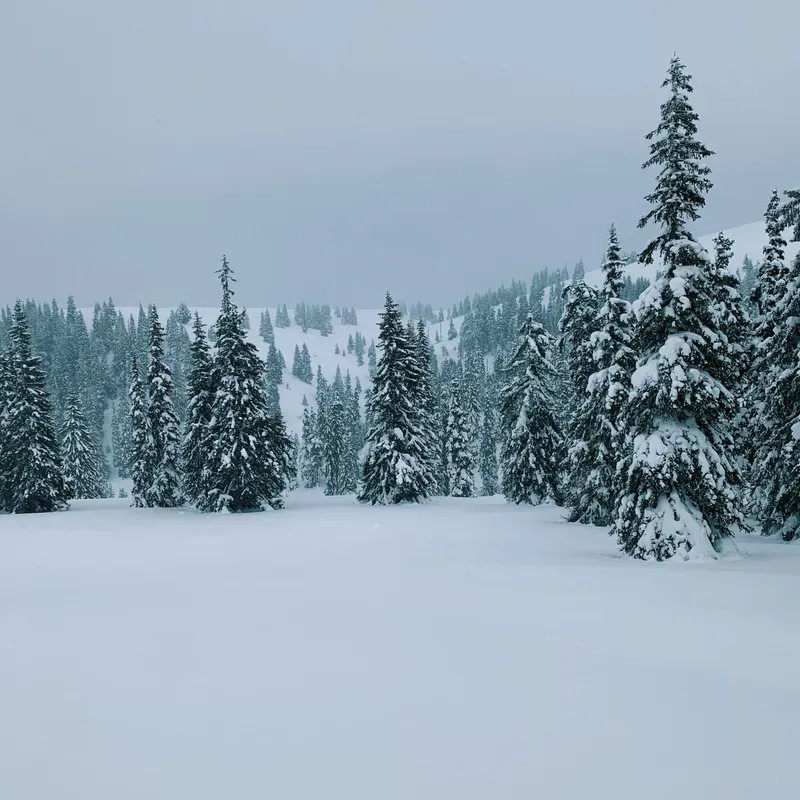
[1,0,797,308]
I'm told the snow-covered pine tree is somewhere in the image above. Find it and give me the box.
[264,342,283,414]
[447,318,457,340]
[478,379,498,496]
[129,356,152,508]
[182,312,215,506]
[259,309,275,344]
[291,345,304,381]
[342,371,361,493]
[2,302,68,513]
[300,406,322,488]
[275,304,291,328]
[780,188,800,243]
[613,56,742,560]
[445,378,475,497]
[200,257,286,512]
[566,225,635,525]
[322,368,347,495]
[559,279,600,404]
[499,314,563,505]
[111,391,132,478]
[411,319,439,489]
[61,394,107,499]
[750,191,789,347]
[749,247,800,538]
[145,305,183,508]
[358,294,436,504]
[0,351,13,510]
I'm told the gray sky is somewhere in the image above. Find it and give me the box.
[1,0,798,309]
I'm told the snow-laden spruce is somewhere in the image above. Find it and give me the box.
[199,256,287,512]
[750,250,800,540]
[61,394,108,500]
[129,357,153,508]
[145,305,184,508]
[322,367,348,496]
[1,302,68,513]
[750,191,789,347]
[613,56,743,561]
[567,225,635,525]
[358,293,436,504]
[182,312,214,506]
[445,378,475,497]
[478,379,499,496]
[499,314,563,505]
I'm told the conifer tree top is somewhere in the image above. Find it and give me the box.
[638,56,714,266]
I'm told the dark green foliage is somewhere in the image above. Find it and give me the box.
[499,315,563,505]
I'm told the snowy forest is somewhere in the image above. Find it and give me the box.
[1,56,799,562]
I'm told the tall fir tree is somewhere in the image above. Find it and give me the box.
[129,356,152,508]
[323,368,348,495]
[200,257,286,511]
[478,380,499,496]
[613,56,742,560]
[358,294,436,504]
[499,315,563,505]
[566,225,635,525]
[3,302,68,513]
[750,249,800,539]
[182,313,215,506]
[444,378,475,497]
[61,394,107,499]
[300,406,322,488]
[145,305,183,508]
[259,309,274,344]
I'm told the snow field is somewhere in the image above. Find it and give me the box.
[2,493,799,799]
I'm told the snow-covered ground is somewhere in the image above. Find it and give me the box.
[2,494,798,799]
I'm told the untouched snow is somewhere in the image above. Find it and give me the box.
[2,494,800,799]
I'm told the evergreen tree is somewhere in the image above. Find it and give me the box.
[145,305,183,508]
[201,257,286,511]
[445,378,475,497]
[613,57,742,560]
[358,294,436,504]
[182,313,215,506]
[300,406,322,488]
[291,344,304,381]
[478,380,498,496]
[275,304,291,328]
[259,309,275,344]
[61,394,107,499]
[751,250,800,539]
[322,368,347,495]
[750,191,789,346]
[111,390,133,478]
[300,343,313,383]
[447,318,458,340]
[3,302,68,513]
[499,315,563,505]
[367,340,377,375]
[566,225,635,525]
[129,356,152,508]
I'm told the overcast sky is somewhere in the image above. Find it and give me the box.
[1,0,797,308]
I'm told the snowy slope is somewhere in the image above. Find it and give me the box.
[109,308,463,438]
[585,218,800,287]
[2,493,799,799]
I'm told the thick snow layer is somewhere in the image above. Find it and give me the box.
[2,494,799,799]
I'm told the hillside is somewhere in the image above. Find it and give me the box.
[585,218,800,287]
[108,307,465,441]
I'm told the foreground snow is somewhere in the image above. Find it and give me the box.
[2,494,799,799]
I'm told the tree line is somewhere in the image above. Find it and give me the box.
[1,56,799,563]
